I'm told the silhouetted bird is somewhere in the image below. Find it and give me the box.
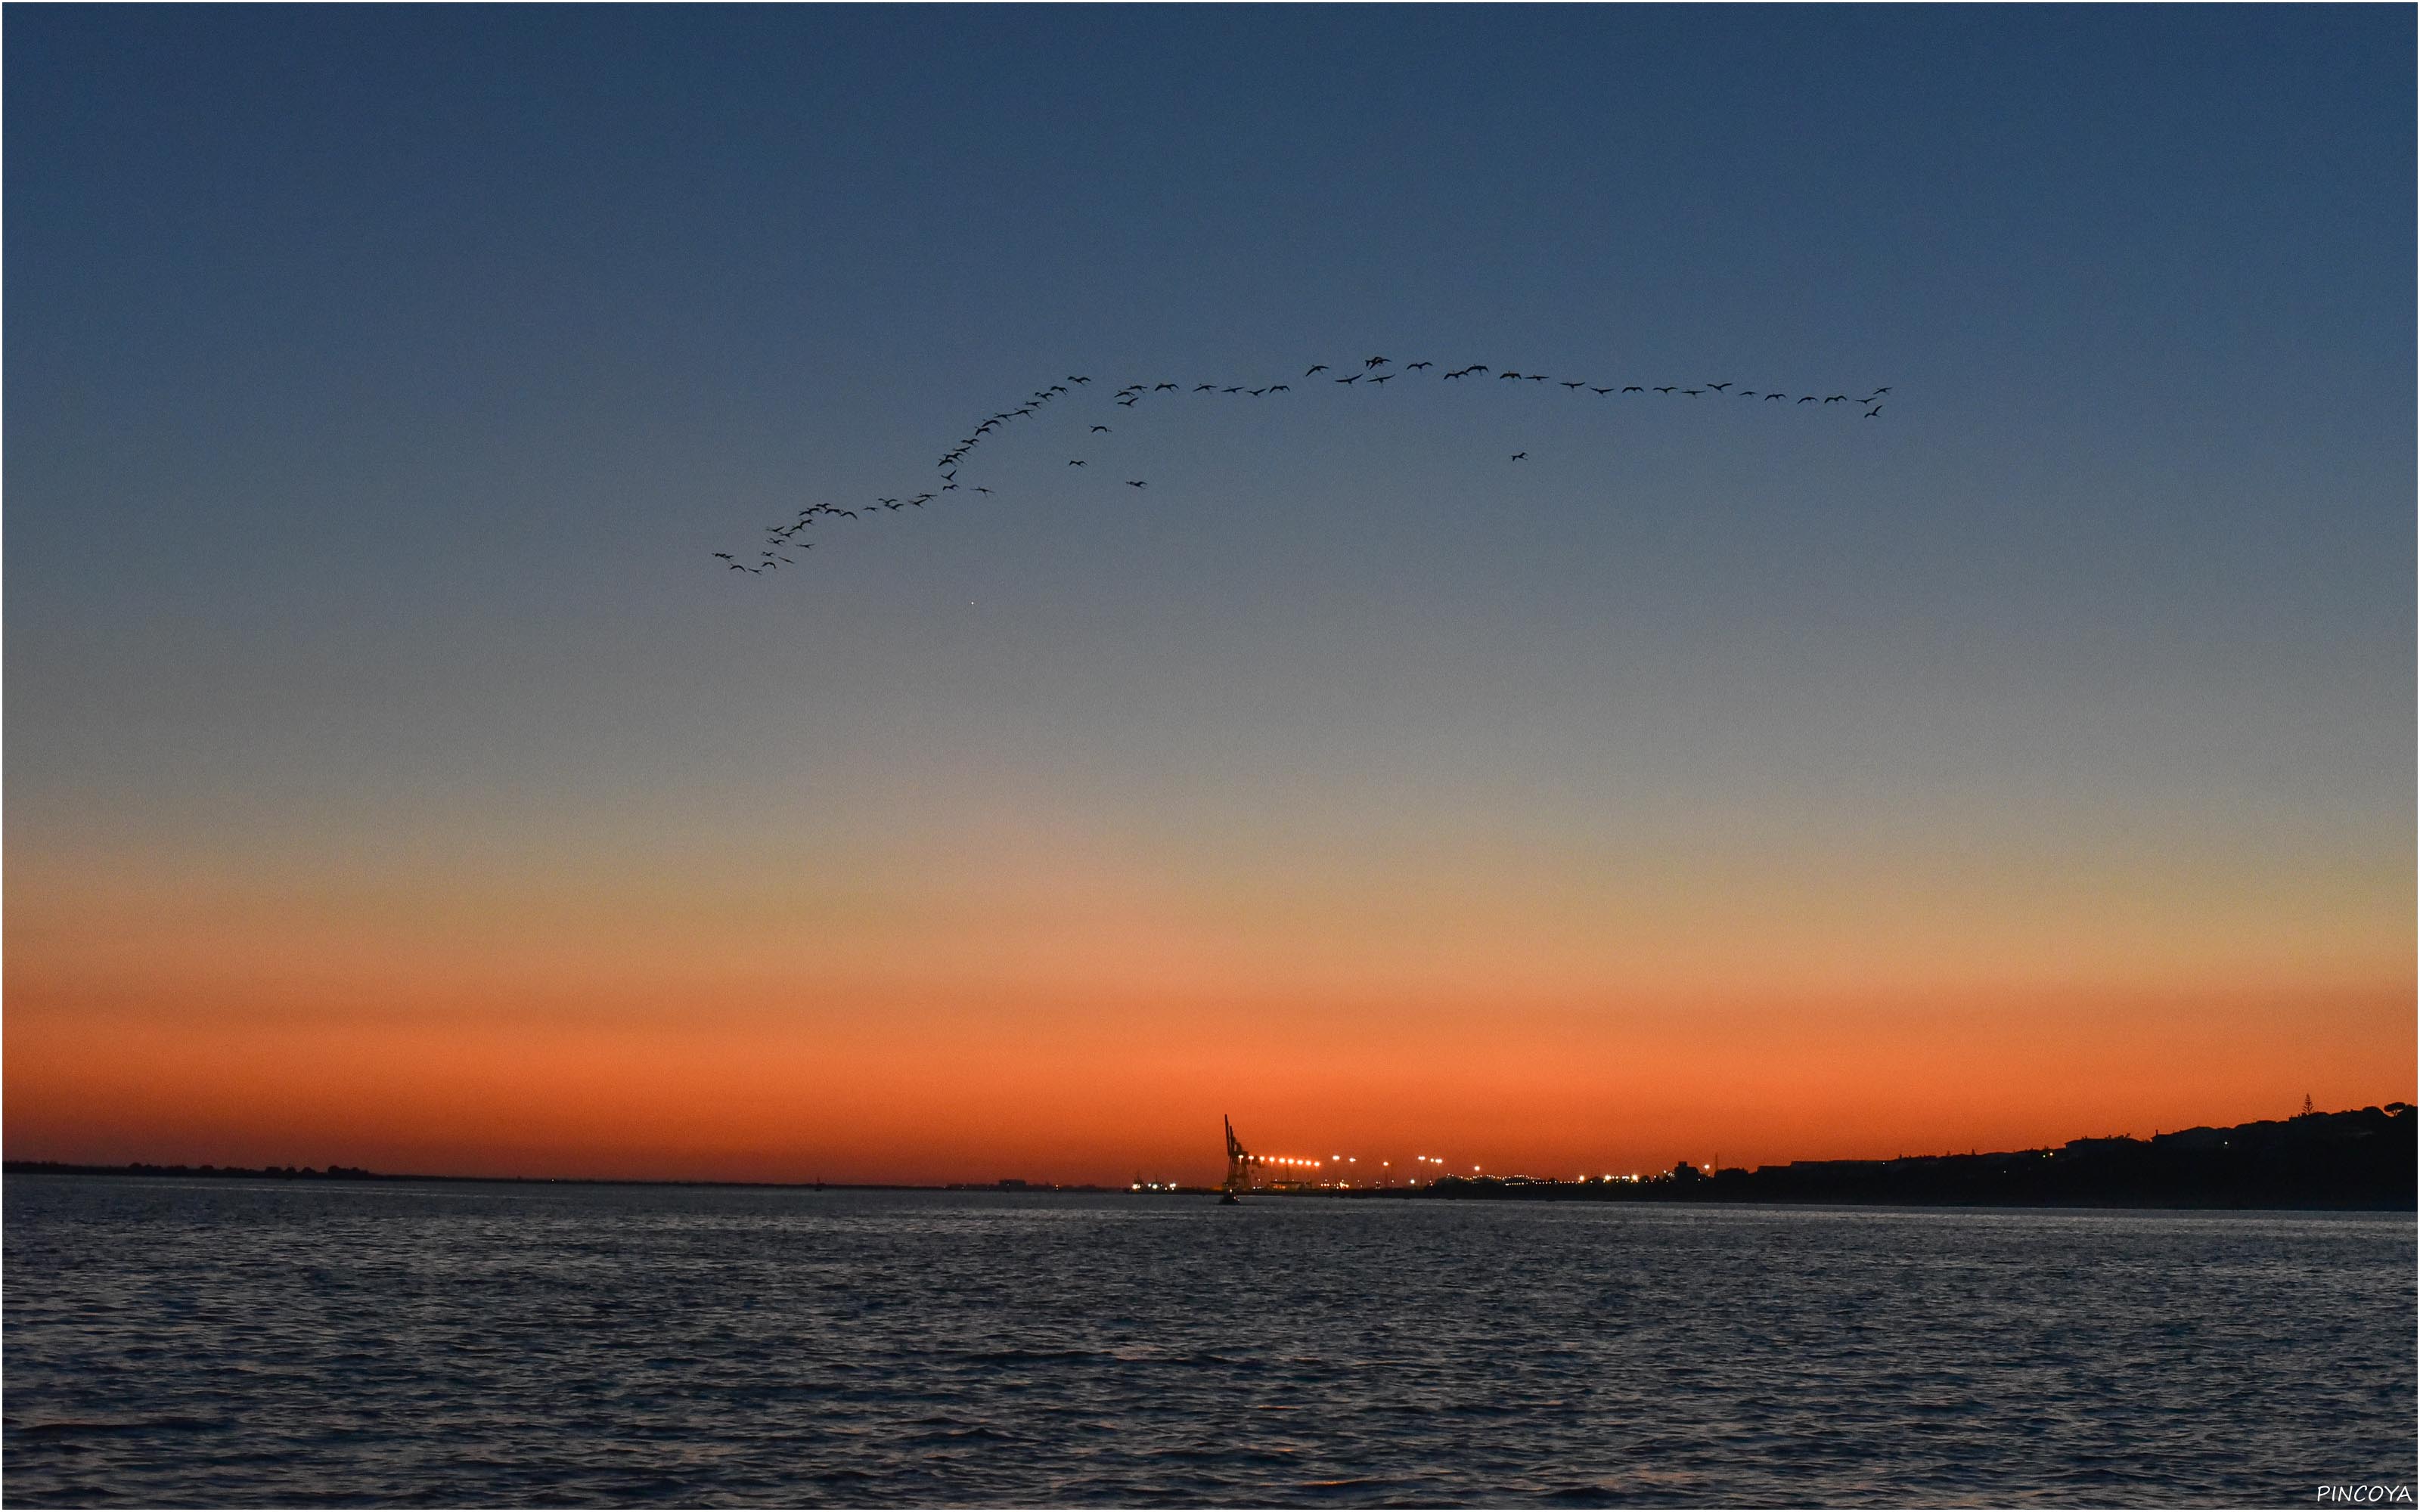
[1126,480,1146,488]
[1708,383,1732,392]
[1306,364,1328,375]
[1365,355,1389,367]
[1093,425,1111,432]
[1655,386,1677,394]
[1864,404,1882,417]
[1069,459,1087,466]
[1510,451,1528,460]
[1562,380,1586,390]
[1407,361,1432,370]
[1336,373,1360,384]
[1623,386,1643,393]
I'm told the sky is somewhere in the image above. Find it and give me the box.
[7,6,2412,1185]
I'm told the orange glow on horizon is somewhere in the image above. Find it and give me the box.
[9,824,2409,1185]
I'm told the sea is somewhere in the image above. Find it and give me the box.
[4,1177,2412,1507]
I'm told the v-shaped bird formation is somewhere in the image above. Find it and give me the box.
[715,354,1892,572]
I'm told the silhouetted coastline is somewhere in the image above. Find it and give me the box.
[1396,1104,2415,1210]
[9,1103,2410,1209]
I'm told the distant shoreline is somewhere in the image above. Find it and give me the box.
[6,1161,2409,1212]
[10,1103,2412,1210]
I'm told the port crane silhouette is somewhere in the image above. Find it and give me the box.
[1221,1114,1258,1204]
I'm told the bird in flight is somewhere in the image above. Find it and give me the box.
[1092,425,1111,432]
[1364,355,1389,368]
[1069,459,1087,466]
[1864,404,1883,418]
[1407,361,1432,370]
[1370,373,1394,385]
[1654,386,1677,394]
[1708,383,1732,392]
[1125,479,1147,488]
[1562,380,1586,390]
[1306,364,1329,376]
[1510,451,1528,461]
[1622,386,1643,393]
[1336,373,1360,384]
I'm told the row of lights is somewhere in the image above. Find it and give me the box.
[1263,1159,1683,1184]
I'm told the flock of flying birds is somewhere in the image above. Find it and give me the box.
[715,354,1893,572]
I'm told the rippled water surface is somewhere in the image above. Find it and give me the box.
[5,1178,2412,1505]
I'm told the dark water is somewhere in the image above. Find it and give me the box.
[5,1177,2412,1506]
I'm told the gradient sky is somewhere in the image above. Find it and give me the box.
[8,6,2412,1185]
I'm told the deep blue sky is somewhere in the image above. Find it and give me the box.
[7,7,2412,1176]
